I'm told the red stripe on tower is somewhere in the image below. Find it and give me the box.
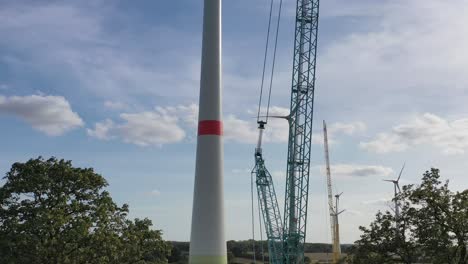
[198,120,223,136]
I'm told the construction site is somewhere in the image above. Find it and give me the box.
[0,0,466,264]
[189,0,467,263]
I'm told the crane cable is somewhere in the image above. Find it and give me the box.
[252,0,284,263]
[265,0,283,123]
[256,0,274,124]
[256,0,283,124]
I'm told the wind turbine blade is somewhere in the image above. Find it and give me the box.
[397,183,401,192]
[383,179,394,182]
[397,162,406,182]
[258,115,285,118]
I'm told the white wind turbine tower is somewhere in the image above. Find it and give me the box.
[384,163,405,220]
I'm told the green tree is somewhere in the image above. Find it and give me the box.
[348,168,467,264]
[0,157,171,264]
[347,211,417,264]
[227,251,235,263]
[227,240,249,257]
[167,244,182,263]
[401,168,467,264]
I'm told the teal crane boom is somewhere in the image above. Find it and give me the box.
[252,122,284,264]
[252,0,320,263]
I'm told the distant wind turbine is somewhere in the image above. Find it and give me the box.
[383,163,406,219]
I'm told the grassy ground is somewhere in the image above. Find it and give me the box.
[231,253,347,264]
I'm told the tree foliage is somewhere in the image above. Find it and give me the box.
[0,157,171,264]
[348,168,467,264]
[347,211,418,264]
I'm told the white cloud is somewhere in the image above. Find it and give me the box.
[362,198,392,207]
[0,94,84,136]
[311,133,330,145]
[159,103,198,127]
[224,115,289,144]
[360,133,408,154]
[329,121,366,135]
[361,113,468,155]
[224,106,290,144]
[103,101,128,111]
[264,106,290,117]
[225,109,367,145]
[148,189,161,196]
[316,0,468,124]
[231,168,251,174]
[271,170,285,182]
[321,164,393,178]
[321,0,390,18]
[264,107,290,143]
[119,111,185,146]
[88,104,199,146]
[0,2,203,103]
[87,119,114,140]
[345,209,363,216]
[88,104,290,145]
[312,121,367,145]
[224,115,259,144]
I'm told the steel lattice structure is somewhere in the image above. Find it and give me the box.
[252,0,320,263]
[252,128,284,263]
[283,0,320,263]
[323,120,338,263]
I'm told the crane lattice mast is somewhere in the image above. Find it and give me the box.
[323,121,337,262]
[333,193,344,263]
[252,0,320,263]
[283,0,320,263]
[252,122,284,264]
[323,120,344,264]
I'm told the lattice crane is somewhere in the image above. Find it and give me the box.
[323,121,344,264]
[252,0,320,263]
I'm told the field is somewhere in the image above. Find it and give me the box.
[229,253,347,264]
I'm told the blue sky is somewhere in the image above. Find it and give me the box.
[1,0,468,244]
